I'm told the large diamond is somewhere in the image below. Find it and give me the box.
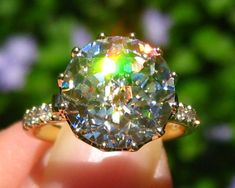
[61,36,175,151]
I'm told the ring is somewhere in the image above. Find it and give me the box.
[23,33,200,151]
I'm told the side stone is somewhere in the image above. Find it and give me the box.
[23,103,53,127]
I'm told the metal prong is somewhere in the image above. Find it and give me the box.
[58,73,64,80]
[171,71,178,83]
[156,47,163,56]
[98,32,106,39]
[194,120,200,126]
[57,73,65,88]
[52,94,68,111]
[129,32,136,39]
[71,47,80,58]
[175,94,179,106]
[187,105,192,110]
[171,72,177,78]
[60,102,68,110]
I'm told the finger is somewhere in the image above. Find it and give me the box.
[151,149,172,188]
[0,122,50,188]
[41,125,172,188]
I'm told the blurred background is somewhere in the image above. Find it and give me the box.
[0,0,234,187]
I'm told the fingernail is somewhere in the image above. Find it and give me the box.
[41,125,169,188]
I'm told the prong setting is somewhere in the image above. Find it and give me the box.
[98,32,106,39]
[171,72,178,82]
[129,32,136,39]
[59,102,68,110]
[156,47,163,56]
[58,73,64,80]
[71,47,80,58]
[23,34,200,151]
[171,72,177,78]
[57,73,64,88]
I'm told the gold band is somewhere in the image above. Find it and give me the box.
[23,102,199,151]
[24,120,186,142]
[22,34,201,151]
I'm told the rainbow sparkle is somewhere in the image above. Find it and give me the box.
[61,36,175,151]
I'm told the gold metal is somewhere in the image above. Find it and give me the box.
[98,32,106,39]
[23,34,200,151]
[57,73,64,88]
[161,122,186,141]
[171,72,177,79]
[129,32,136,39]
[156,47,163,56]
[71,47,80,58]
[24,119,188,143]
[23,101,199,151]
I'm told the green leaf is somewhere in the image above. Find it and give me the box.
[171,3,201,24]
[177,79,209,106]
[195,178,217,188]
[177,133,205,161]
[0,0,20,17]
[204,0,235,16]
[169,48,201,74]
[192,27,235,64]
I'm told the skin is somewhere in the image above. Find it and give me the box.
[0,122,172,188]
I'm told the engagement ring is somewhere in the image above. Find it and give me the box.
[23,33,200,151]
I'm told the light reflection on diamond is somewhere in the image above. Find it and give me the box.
[62,36,175,151]
[102,57,116,75]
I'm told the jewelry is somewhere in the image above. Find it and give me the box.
[23,33,200,151]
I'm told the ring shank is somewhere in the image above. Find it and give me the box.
[23,122,64,142]
[161,122,186,141]
[24,121,186,142]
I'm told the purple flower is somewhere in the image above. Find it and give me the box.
[142,9,172,46]
[205,124,232,142]
[228,176,235,188]
[0,35,37,92]
[71,25,92,47]
[4,36,37,65]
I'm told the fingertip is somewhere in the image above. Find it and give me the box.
[151,148,173,188]
[41,125,172,188]
[0,122,50,188]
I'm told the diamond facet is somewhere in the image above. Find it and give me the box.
[62,36,175,151]
[173,103,200,127]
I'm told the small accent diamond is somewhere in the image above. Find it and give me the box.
[23,103,53,127]
[173,103,200,127]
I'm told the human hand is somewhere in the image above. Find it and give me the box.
[0,122,172,188]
